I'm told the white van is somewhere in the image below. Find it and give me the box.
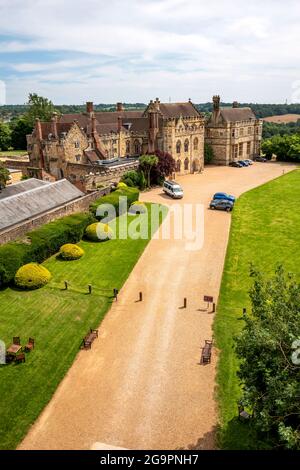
[163,180,183,199]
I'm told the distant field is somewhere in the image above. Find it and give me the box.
[263,114,300,123]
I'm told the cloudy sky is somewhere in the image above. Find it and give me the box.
[0,0,299,104]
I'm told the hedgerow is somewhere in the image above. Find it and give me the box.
[90,186,139,220]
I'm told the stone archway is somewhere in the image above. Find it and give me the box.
[184,157,189,171]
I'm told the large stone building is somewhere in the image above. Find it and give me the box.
[27,99,205,190]
[26,96,262,190]
[205,96,262,165]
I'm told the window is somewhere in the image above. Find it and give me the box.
[248,127,252,135]
[247,142,251,154]
[126,141,130,154]
[134,139,141,155]
[176,140,181,154]
[74,141,80,149]
[75,155,81,162]
[176,159,181,172]
[193,137,198,150]
[184,139,189,152]
[240,128,244,136]
[239,142,243,157]
[184,157,189,170]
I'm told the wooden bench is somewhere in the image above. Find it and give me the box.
[82,328,98,350]
[15,353,25,364]
[201,340,213,364]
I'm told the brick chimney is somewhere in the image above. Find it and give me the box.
[86,101,94,114]
[117,115,122,132]
[91,115,97,134]
[232,101,239,108]
[51,112,58,139]
[154,97,160,111]
[116,102,124,112]
[35,118,42,140]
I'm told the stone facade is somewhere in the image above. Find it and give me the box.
[27,99,205,190]
[205,96,262,165]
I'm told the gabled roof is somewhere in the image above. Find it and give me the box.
[143,102,201,119]
[0,179,84,232]
[0,178,49,200]
[220,107,257,122]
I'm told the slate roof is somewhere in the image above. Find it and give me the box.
[220,107,257,122]
[156,102,201,119]
[0,179,84,231]
[0,178,49,200]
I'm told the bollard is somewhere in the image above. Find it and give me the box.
[183,297,187,308]
[212,302,216,313]
[64,281,68,290]
[88,284,92,295]
[139,291,143,302]
[113,288,118,301]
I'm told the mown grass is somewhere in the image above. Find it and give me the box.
[0,150,27,157]
[0,204,167,449]
[214,169,300,449]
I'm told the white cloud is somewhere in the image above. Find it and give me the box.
[0,0,299,103]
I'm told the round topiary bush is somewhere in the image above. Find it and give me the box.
[85,222,113,242]
[59,243,84,260]
[15,263,51,290]
[128,201,147,215]
[117,182,128,189]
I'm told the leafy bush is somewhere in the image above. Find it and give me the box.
[15,263,51,290]
[128,201,147,215]
[121,170,145,189]
[117,182,128,189]
[85,222,113,242]
[59,243,84,260]
[0,212,94,286]
[90,186,139,220]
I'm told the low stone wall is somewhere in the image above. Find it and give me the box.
[0,187,110,245]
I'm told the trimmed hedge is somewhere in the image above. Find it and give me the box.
[59,244,84,260]
[117,182,128,189]
[15,263,51,290]
[0,212,94,287]
[128,201,147,214]
[90,186,139,220]
[85,223,113,242]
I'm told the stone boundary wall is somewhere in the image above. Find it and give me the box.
[0,187,110,245]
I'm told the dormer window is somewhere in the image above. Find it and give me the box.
[74,141,80,148]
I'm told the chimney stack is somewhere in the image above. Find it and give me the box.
[117,116,122,132]
[86,101,94,114]
[232,101,239,108]
[154,97,160,111]
[116,102,124,112]
[51,112,58,139]
[91,115,97,134]
[35,118,42,140]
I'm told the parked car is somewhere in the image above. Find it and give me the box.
[210,199,234,212]
[163,180,184,199]
[244,159,253,165]
[237,160,247,167]
[229,161,243,167]
[213,192,236,202]
[254,156,267,162]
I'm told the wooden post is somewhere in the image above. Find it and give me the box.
[113,288,118,301]
[139,291,143,302]
[88,284,92,295]
[212,302,216,313]
[64,281,68,290]
[183,297,187,308]
[243,307,247,316]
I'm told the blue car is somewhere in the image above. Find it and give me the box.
[213,192,236,202]
[238,160,248,167]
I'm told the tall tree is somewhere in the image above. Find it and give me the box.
[10,118,32,150]
[139,154,158,188]
[0,121,12,151]
[25,93,57,126]
[150,150,176,184]
[235,266,300,449]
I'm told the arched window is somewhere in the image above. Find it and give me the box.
[126,141,130,154]
[184,139,189,152]
[193,137,198,150]
[184,157,189,170]
[176,159,181,172]
[176,140,181,154]
[134,139,141,155]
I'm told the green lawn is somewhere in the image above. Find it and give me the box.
[0,205,166,449]
[214,169,300,449]
[0,150,27,157]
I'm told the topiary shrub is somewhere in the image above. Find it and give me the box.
[59,243,84,260]
[128,201,147,215]
[15,263,51,290]
[85,223,113,242]
[117,182,128,189]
